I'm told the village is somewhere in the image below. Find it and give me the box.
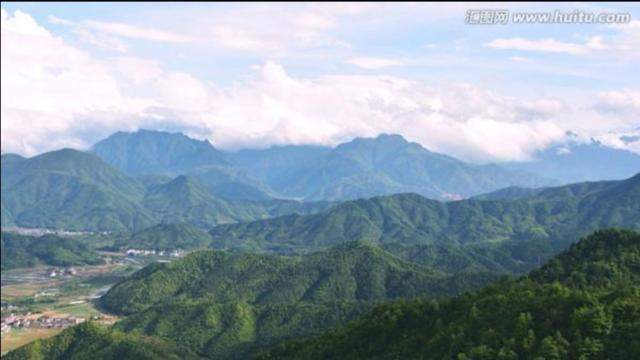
[1,313,87,334]
[124,248,184,257]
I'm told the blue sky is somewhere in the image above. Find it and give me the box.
[1,3,639,162]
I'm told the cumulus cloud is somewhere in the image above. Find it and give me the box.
[595,89,640,116]
[1,9,154,154]
[1,8,638,163]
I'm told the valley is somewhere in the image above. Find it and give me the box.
[0,246,186,354]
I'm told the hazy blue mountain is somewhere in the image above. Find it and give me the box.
[260,134,555,201]
[1,153,26,167]
[90,130,555,202]
[92,130,276,201]
[506,140,640,183]
[92,129,228,176]
[226,145,332,190]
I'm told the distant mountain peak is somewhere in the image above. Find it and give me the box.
[92,129,228,176]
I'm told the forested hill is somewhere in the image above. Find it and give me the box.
[2,322,202,360]
[0,149,333,231]
[98,241,495,358]
[261,229,640,360]
[115,222,213,251]
[101,241,489,315]
[1,232,103,270]
[262,230,640,359]
[209,174,640,271]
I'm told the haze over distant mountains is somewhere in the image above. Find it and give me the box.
[89,130,558,201]
[1,129,639,232]
[506,139,640,184]
[90,130,640,198]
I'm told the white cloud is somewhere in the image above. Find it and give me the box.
[509,56,528,62]
[595,89,640,116]
[485,37,594,55]
[1,9,155,155]
[485,20,640,59]
[83,20,193,43]
[1,8,49,36]
[346,57,403,70]
[2,8,638,162]
[43,15,192,53]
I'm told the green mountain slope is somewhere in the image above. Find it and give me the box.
[0,149,333,231]
[261,229,640,360]
[117,222,213,251]
[1,232,102,270]
[102,242,460,315]
[99,242,494,358]
[1,149,154,231]
[2,322,202,360]
[210,174,640,271]
[142,175,263,227]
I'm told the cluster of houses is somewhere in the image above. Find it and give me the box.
[1,314,84,333]
[124,248,184,257]
[48,267,78,278]
[1,226,91,237]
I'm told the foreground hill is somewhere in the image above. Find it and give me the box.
[261,229,640,359]
[0,150,332,231]
[1,232,103,270]
[100,241,494,358]
[210,174,640,271]
[3,322,201,360]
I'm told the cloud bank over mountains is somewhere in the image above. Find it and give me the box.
[1,5,638,162]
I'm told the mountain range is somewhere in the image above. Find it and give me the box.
[261,229,640,359]
[3,129,639,232]
[92,130,556,201]
[90,129,640,201]
[208,173,640,272]
[0,149,332,231]
[99,240,496,358]
[506,139,640,184]
[7,229,639,359]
